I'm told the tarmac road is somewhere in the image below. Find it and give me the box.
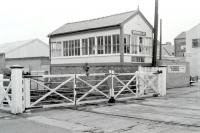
[0,116,77,133]
[1,85,200,133]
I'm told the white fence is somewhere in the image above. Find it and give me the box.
[0,66,24,114]
[138,66,166,96]
[0,75,11,112]
[0,66,166,114]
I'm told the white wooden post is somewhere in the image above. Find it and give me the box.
[110,70,115,98]
[0,74,3,103]
[108,70,115,103]
[10,65,24,114]
[158,67,166,96]
[24,78,30,109]
[135,71,139,97]
[162,67,167,95]
[0,74,3,88]
[73,74,77,107]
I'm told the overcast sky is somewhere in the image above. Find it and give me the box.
[0,0,200,44]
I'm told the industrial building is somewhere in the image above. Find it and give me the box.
[174,32,186,57]
[0,39,50,73]
[185,23,200,77]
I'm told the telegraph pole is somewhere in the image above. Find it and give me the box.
[152,0,159,66]
[159,19,162,60]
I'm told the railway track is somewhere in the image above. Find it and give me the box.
[70,103,200,128]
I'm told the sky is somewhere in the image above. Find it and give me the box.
[0,0,200,44]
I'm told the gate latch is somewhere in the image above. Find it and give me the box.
[153,70,163,74]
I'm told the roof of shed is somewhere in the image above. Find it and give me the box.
[0,39,48,54]
[175,32,186,39]
[157,43,175,57]
[162,44,175,56]
[48,10,139,36]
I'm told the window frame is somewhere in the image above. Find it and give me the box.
[75,39,80,56]
[123,34,130,54]
[192,39,200,48]
[104,35,112,54]
[97,36,104,54]
[89,37,95,55]
[63,41,69,56]
[112,34,120,54]
[82,38,88,55]
[51,42,62,57]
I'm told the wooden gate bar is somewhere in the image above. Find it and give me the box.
[137,72,159,95]
[0,82,11,106]
[30,78,74,103]
[76,75,110,103]
[76,76,109,99]
[114,75,136,99]
[30,76,74,107]
[114,75,136,94]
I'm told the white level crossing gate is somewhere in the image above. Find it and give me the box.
[0,75,11,112]
[0,66,166,114]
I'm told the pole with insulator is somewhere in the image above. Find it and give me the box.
[159,19,162,60]
[152,0,159,66]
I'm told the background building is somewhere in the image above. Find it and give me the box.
[156,42,189,88]
[174,32,186,57]
[186,23,200,76]
[48,10,154,74]
[0,39,50,73]
[157,42,175,59]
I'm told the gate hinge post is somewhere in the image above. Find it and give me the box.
[24,78,30,110]
[0,74,4,104]
[10,65,24,114]
[136,71,140,97]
